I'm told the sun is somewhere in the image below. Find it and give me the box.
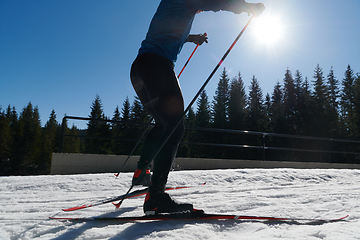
[251,15,284,45]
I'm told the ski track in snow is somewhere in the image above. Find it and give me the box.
[0,169,359,240]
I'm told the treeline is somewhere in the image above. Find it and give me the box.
[1,64,360,175]
[0,104,80,176]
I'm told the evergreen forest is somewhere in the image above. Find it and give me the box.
[1,65,360,176]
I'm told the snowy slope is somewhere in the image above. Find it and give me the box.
[0,169,359,240]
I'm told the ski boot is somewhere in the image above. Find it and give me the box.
[143,191,193,215]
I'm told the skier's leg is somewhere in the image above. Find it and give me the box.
[130,53,192,214]
[130,52,184,186]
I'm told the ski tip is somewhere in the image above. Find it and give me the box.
[320,215,349,222]
[114,173,119,178]
[322,215,349,222]
[193,209,205,213]
[337,215,349,221]
[62,204,89,212]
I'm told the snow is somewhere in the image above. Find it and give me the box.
[1,168,359,240]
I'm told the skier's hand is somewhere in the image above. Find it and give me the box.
[246,3,265,17]
[186,33,208,45]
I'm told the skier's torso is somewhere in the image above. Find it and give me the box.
[138,0,197,63]
[138,0,247,64]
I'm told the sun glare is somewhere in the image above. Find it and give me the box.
[251,15,284,46]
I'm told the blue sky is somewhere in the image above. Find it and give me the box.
[1,0,359,129]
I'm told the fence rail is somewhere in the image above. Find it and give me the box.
[60,116,360,163]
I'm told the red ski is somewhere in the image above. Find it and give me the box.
[51,209,348,223]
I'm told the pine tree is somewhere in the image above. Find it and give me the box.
[247,75,266,132]
[111,105,123,155]
[264,93,271,131]
[269,81,286,134]
[283,69,296,134]
[245,75,266,160]
[340,65,356,138]
[267,82,288,160]
[121,97,131,123]
[193,90,211,157]
[293,71,314,160]
[196,90,211,128]
[312,64,330,137]
[44,110,59,150]
[225,72,248,159]
[185,107,196,128]
[131,96,150,124]
[40,109,60,173]
[85,95,110,154]
[212,68,230,129]
[0,107,11,175]
[7,105,20,175]
[17,102,42,174]
[120,97,133,155]
[130,96,151,155]
[210,68,231,158]
[228,72,247,130]
[326,67,340,136]
[300,76,314,136]
[294,70,305,134]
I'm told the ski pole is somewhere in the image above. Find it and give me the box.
[117,16,254,207]
[178,44,199,78]
[178,33,207,78]
[114,43,201,178]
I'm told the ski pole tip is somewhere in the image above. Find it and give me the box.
[113,202,121,209]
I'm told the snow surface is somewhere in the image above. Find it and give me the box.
[0,169,359,240]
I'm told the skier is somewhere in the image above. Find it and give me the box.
[130,0,264,215]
